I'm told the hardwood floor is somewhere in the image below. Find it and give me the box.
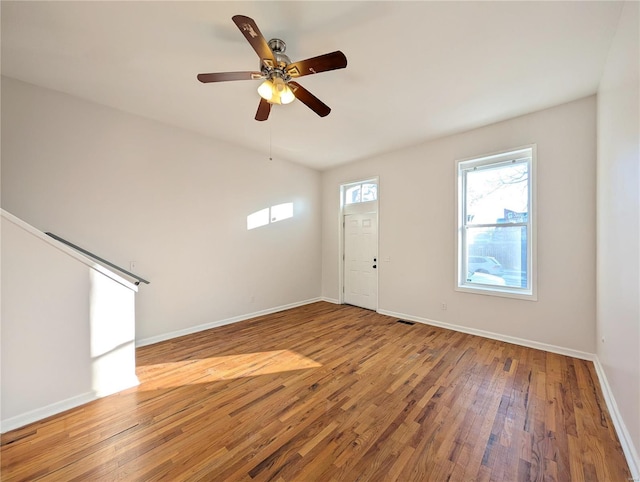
[1,302,631,481]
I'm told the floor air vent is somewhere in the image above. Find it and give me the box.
[396,319,415,326]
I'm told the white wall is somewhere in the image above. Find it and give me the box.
[1,211,138,432]
[1,77,322,342]
[597,0,640,471]
[322,96,597,354]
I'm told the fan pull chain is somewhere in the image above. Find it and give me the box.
[269,126,273,161]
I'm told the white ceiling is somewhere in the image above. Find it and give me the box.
[1,1,624,170]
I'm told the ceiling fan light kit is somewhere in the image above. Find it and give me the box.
[197,15,347,121]
[258,75,295,105]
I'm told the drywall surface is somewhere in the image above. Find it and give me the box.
[1,78,322,341]
[1,212,137,431]
[322,96,597,354]
[597,0,640,468]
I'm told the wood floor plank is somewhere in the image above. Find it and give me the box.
[1,302,632,481]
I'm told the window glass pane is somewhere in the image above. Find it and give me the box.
[345,185,361,205]
[465,161,529,225]
[466,225,528,288]
[361,183,378,202]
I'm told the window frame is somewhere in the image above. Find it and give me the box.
[342,180,378,206]
[455,145,537,301]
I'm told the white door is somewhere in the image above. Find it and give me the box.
[344,213,378,310]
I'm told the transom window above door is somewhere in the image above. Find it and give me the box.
[343,181,378,205]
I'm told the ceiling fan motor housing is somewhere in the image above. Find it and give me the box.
[266,39,291,70]
[268,38,286,53]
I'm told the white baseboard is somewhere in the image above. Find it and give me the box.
[377,309,595,360]
[592,357,640,480]
[93,375,140,398]
[320,297,340,304]
[1,375,140,434]
[136,297,323,347]
[1,391,97,434]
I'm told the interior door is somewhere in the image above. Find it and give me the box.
[343,213,378,310]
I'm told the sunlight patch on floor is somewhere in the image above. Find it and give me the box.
[136,350,321,390]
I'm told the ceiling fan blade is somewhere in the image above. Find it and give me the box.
[232,15,278,70]
[255,98,271,121]
[285,51,347,78]
[197,72,263,83]
[289,82,331,117]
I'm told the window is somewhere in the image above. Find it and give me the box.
[456,146,536,299]
[344,181,377,205]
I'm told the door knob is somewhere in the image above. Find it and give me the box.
[372,264,377,269]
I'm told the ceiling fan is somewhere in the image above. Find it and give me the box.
[197,15,347,121]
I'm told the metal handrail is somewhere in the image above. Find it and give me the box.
[45,232,150,285]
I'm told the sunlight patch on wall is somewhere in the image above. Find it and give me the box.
[270,202,293,222]
[89,270,138,397]
[247,202,294,230]
[137,349,321,390]
[247,208,270,230]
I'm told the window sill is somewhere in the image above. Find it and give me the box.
[455,284,537,301]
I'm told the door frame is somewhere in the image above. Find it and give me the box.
[338,177,379,309]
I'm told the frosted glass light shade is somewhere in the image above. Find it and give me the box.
[257,80,274,101]
[257,77,295,105]
[279,86,295,104]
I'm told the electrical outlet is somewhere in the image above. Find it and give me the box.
[441,302,447,310]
